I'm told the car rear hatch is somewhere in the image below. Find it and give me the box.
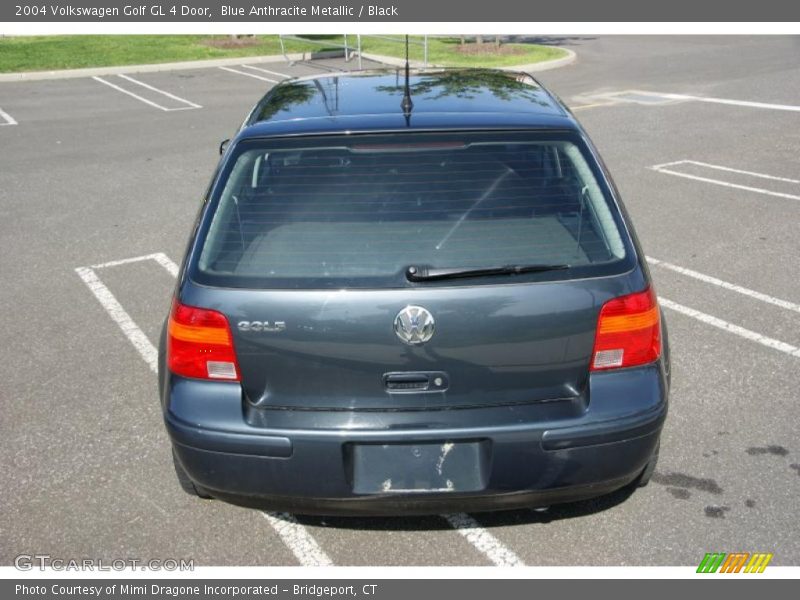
[184,279,636,410]
[184,130,639,411]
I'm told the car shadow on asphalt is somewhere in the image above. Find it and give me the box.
[293,483,636,531]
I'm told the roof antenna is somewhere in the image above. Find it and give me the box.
[400,34,413,127]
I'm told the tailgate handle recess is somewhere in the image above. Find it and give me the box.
[383,372,449,393]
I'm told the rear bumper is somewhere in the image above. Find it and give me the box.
[165,364,667,515]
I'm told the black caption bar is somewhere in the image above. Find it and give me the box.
[3,0,800,22]
[4,579,791,600]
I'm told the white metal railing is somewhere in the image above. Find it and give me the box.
[278,35,429,70]
[279,35,361,69]
[357,35,429,68]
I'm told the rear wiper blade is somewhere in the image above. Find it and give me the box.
[406,263,570,282]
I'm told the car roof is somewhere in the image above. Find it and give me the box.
[237,68,579,139]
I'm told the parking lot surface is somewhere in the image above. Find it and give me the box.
[1,37,799,566]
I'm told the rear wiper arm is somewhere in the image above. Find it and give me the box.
[406,263,570,282]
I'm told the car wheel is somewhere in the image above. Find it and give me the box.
[637,439,660,487]
[172,451,214,499]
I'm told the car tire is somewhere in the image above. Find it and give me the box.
[637,439,660,487]
[172,451,214,499]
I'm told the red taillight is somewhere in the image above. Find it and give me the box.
[167,301,240,381]
[591,287,661,371]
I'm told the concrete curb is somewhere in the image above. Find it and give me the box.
[498,47,577,73]
[0,47,576,83]
[361,47,576,73]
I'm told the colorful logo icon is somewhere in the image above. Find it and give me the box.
[697,552,773,573]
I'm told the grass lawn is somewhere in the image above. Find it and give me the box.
[344,35,567,68]
[0,35,317,73]
[0,35,567,74]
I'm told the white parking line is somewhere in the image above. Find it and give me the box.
[92,251,179,277]
[76,252,333,566]
[574,90,679,108]
[261,512,333,567]
[638,91,800,113]
[93,75,201,112]
[116,74,202,109]
[574,89,800,113]
[92,251,177,273]
[219,66,279,83]
[238,64,291,80]
[74,266,158,373]
[443,513,524,567]
[651,160,800,201]
[659,297,800,359]
[668,161,800,185]
[0,107,17,126]
[570,101,618,111]
[94,76,170,111]
[648,257,800,315]
[151,253,180,277]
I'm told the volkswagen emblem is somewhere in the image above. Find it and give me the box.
[394,306,435,345]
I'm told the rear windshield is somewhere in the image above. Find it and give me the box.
[193,132,633,289]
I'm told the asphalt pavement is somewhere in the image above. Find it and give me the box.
[1,36,799,567]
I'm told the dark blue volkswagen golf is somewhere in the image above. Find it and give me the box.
[158,68,670,515]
